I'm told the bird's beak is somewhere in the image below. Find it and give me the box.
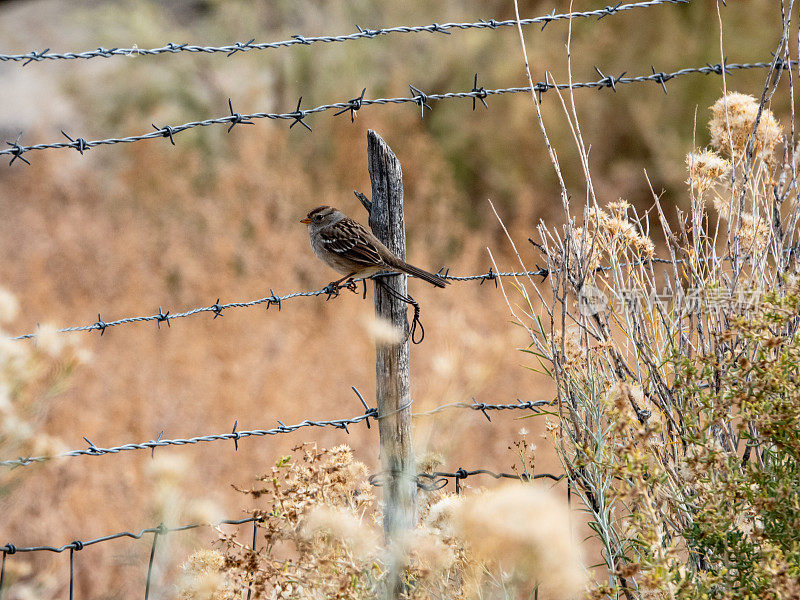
[300,217,312,224]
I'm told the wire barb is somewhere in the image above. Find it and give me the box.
[408,84,432,118]
[288,97,312,131]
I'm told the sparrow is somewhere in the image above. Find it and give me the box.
[301,205,449,288]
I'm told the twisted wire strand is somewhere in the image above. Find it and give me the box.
[8,270,545,341]
[0,398,549,469]
[1,517,258,554]
[0,407,378,468]
[1,58,791,164]
[0,0,687,65]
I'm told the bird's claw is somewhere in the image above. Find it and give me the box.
[323,282,341,300]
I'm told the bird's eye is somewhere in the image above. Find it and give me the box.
[314,215,321,221]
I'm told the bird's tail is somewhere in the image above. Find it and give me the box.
[394,260,449,288]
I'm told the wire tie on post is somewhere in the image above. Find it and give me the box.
[471,73,488,110]
[351,387,371,428]
[61,131,90,154]
[226,98,254,133]
[150,431,164,458]
[377,399,413,421]
[6,134,30,166]
[288,97,312,131]
[454,467,468,494]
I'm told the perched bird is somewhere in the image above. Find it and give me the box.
[301,205,449,288]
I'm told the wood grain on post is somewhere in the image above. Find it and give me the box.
[364,129,416,562]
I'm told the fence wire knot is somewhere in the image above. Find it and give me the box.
[151,124,177,145]
[598,2,624,19]
[155,307,170,329]
[226,98,254,133]
[355,25,380,38]
[61,131,91,154]
[408,84,432,118]
[227,39,255,57]
[471,74,488,110]
[288,97,313,131]
[3,544,16,555]
[6,134,30,166]
[70,541,84,551]
[265,289,282,311]
[94,314,107,336]
[335,88,367,122]
[211,298,224,319]
[594,66,626,91]
[23,48,50,66]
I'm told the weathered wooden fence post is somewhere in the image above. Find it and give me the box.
[361,129,416,596]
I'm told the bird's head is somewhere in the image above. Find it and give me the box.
[300,205,344,229]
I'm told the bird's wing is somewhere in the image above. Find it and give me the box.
[319,218,385,267]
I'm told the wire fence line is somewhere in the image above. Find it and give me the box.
[0,0,687,66]
[0,517,261,600]
[0,396,553,469]
[7,268,546,341]
[12,230,794,341]
[1,57,792,166]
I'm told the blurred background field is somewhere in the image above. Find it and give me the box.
[0,0,790,598]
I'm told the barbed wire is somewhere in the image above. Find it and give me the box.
[13,230,798,342]
[1,57,792,166]
[0,516,257,555]
[0,393,551,469]
[0,402,378,469]
[369,468,564,492]
[7,268,547,341]
[0,516,261,600]
[0,0,687,67]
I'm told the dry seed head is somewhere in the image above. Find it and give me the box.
[178,550,227,600]
[709,92,782,160]
[686,149,731,195]
[301,505,380,560]
[423,494,463,537]
[450,484,585,599]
